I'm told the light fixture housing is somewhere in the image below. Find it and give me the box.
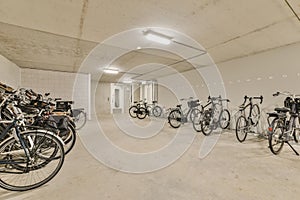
[144,30,172,45]
[103,69,119,74]
[122,79,133,84]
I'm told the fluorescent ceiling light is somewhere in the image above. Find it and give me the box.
[123,79,132,84]
[144,30,172,45]
[103,69,119,74]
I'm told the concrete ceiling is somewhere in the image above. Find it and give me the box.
[0,0,300,82]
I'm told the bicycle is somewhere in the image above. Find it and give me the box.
[267,91,300,155]
[194,96,230,136]
[168,97,201,128]
[148,101,163,117]
[235,95,263,142]
[129,100,146,119]
[55,101,86,130]
[5,89,77,155]
[0,92,65,191]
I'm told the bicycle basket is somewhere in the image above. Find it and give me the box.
[56,101,73,111]
[72,109,82,117]
[187,100,199,108]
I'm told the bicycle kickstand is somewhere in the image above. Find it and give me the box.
[285,141,299,156]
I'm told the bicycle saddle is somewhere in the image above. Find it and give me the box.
[134,101,137,104]
[267,112,286,118]
[176,104,182,108]
[152,101,157,104]
[275,107,290,113]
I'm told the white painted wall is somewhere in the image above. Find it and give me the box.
[90,42,300,120]
[0,55,21,88]
[95,82,111,115]
[157,69,208,109]
[21,68,91,119]
[218,42,300,110]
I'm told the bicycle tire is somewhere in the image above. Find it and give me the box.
[236,115,248,142]
[61,123,76,155]
[251,104,260,127]
[201,110,213,136]
[152,106,162,117]
[0,131,65,191]
[219,109,231,129]
[190,108,201,123]
[74,110,86,130]
[269,118,284,155]
[129,106,138,118]
[192,112,203,132]
[168,109,182,128]
[137,107,147,119]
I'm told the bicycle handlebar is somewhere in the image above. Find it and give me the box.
[243,95,263,104]
[180,97,194,101]
[272,91,300,99]
[208,96,230,102]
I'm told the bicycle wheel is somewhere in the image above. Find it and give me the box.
[269,119,284,155]
[152,106,162,117]
[190,108,201,123]
[251,104,260,127]
[201,110,213,136]
[137,107,147,119]
[236,116,248,142]
[0,131,65,191]
[168,110,182,128]
[219,109,231,129]
[192,112,203,132]
[293,129,299,143]
[60,123,76,155]
[73,110,86,130]
[129,106,138,118]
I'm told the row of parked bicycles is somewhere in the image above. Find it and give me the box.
[128,96,231,135]
[0,82,86,191]
[129,91,300,157]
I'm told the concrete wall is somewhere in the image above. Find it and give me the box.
[157,68,209,109]
[157,42,300,109]
[0,55,21,88]
[90,42,300,118]
[21,68,91,118]
[95,82,111,115]
[218,42,300,110]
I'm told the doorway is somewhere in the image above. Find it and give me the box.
[111,84,124,114]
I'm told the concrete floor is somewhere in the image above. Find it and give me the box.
[1,114,300,200]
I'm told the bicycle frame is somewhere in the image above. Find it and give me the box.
[203,98,225,123]
[268,91,300,155]
[0,118,31,167]
[176,102,199,123]
[239,96,263,125]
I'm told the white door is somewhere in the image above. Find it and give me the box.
[111,84,124,114]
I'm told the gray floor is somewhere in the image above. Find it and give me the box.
[1,114,300,200]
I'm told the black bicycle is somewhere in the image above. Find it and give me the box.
[129,100,148,119]
[235,95,263,142]
[194,96,230,136]
[0,93,65,191]
[267,92,300,155]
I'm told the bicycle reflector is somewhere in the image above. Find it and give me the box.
[268,127,273,132]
